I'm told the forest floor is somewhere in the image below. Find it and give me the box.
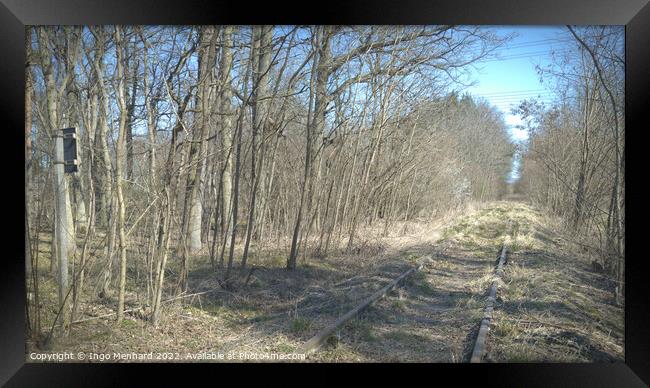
[27,200,624,363]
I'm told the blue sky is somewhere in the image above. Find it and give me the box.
[459,26,577,182]
[463,26,575,143]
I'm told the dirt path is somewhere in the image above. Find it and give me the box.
[308,201,623,362]
[310,202,510,362]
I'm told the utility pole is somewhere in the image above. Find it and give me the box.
[53,127,78,334]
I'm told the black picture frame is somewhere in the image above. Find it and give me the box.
[1,0,648,386]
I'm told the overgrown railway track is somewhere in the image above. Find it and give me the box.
[297,257,432,356]
[297,236,511,362]
[470,243,508,362]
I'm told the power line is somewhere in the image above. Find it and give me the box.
[492,51,555,60]
[486,93,556,100]
[489,96,557,103]
[486,100,555,105]
[473,90,554,97]
[489,96,557,102]
[473,88,547,95]
[506,36,571,45]
[504,37,574,50]
[485,51,572,62]
[478,49,574,63]
[476,93,556,100]
[463,88,556,97]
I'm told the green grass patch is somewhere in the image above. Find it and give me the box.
[391,299,407,311]
[502,344,540,362]
[273,343,295,353]
[248,313,272,323]
[289,317,312,334]
[348,318,377,342]
[384,329,414,342]
[493,319,520,338]
[410,276,436,295]
[120,318,138,329]
[201,302,223,315]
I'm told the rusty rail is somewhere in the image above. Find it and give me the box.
[470,244,508,363]
[297,257,430,356]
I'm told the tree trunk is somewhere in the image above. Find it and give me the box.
[218,26,235,268]
[288,26,331,270]
[114,26,129,323]
[177,26,217,291]
[242,25,273,270]
[92,27,114,229]
[25,25,35,336]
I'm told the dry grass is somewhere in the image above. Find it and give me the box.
[27,201,623,363]
[487,202,624,362]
